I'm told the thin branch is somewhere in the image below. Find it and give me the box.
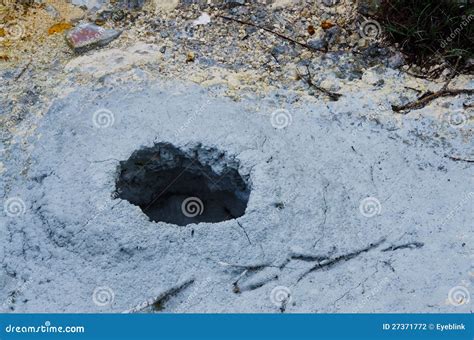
[217,15,319,52]
[298,66,342,101]
[445,155,474,163]
[395,58,472,113]
[14,59,31,81]
[392,88,474,113]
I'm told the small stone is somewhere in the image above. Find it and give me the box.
[160,46,166,53]
[322,0,340,6]
[271,45,287,55]
[358,0,382,15]
[307,38,327,51]
[115,0,145,9]
[245,26,257,35]
[225,0,245,8]
[160,31,169,38]
[192,12,211,27]
[387,52,405,69]
[65,23,121,53]
[71,0,107,10]
[324,26,340,46]
[358,38,368,48]
[44,4,60,18]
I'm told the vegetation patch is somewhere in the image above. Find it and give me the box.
[377,0,474,72]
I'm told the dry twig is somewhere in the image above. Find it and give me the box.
[218,15,319,52]
[394,58,473,113]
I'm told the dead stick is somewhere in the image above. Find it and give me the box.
[300,65,342,101]
[445,155,474,163]
[14,59,31,81]
[217,15,318,52]
[392,89,474,113]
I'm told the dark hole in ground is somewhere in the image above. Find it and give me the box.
[115,143,250,226]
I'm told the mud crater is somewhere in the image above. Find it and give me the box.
[115,143,250,226]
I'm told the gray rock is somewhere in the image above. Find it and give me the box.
[325,26,341,46]
[322,0,340,6]
[271,44,287,56]
[225,0,245,8]
[115,0,146,9]
[44,4,59,18]
[71,0,108,10]
[307,38,327,51]
[65,23,122,53]
[358,0,382,15]
[387,52,405,69]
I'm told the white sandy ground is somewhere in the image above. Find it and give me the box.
[0,42,473,313]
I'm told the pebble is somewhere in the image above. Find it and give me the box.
[225,0,245,8]
[65,23,122,53]
[44,4,60,18]
[71,0,107,10]
[307,38,327,51]
[322,0,340,6]
[387,52,405,69]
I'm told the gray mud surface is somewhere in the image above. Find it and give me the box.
[1,77,472,312]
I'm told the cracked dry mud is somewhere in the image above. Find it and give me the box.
[1,1,473,314]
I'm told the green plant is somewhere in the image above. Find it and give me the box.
[377,0,474,70]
